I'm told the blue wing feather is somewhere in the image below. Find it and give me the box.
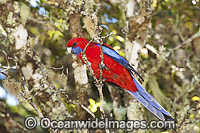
[97,44,144,81]
[97,44,129,67]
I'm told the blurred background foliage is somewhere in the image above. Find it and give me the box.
[0,0,200,132]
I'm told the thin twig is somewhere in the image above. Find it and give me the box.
[28,100,44,118]
[81,8,111,132]
[82,38,106,117]
[101,32,113,39]
[82,38,94,54]
[50,65,64,70]
[0,69,8,77]
[174,28,200,51]
[0,50,18,77]
[20,74,44,118]
[20,91,44,118]
[81,38,99,83]
[97,37,106,119]
[58,89,96,118]
[80,105,96,118]
[81,38,109,132]
[96,34,110,133]
[20,81,58,133]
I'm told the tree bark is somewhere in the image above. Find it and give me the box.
[69,13,90,120]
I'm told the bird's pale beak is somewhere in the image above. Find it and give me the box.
[67,47,72,53]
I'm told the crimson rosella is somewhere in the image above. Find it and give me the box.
[67,37,173,121]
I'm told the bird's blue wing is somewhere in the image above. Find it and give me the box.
[96,44,144,81]
[97,44,129,67]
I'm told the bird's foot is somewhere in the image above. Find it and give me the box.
[99,63,109,70]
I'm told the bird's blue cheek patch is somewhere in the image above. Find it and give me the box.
[72,46,83,55]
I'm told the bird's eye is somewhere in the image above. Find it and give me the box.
[73,42,77,47]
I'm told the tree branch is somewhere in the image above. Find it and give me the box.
[174,28,200,50]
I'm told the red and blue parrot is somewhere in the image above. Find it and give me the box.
[67,37,173,121]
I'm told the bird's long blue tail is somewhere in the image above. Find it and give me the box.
[126,77,173,121]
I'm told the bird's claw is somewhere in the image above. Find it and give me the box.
[99,63,109,70]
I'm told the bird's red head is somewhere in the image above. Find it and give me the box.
[67,37,89,50]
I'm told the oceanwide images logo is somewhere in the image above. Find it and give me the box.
[24,116,175,131]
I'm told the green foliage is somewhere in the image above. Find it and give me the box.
[88,98,101,113]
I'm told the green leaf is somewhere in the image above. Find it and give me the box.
[116,35,124,42]
[30,27,38,35]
